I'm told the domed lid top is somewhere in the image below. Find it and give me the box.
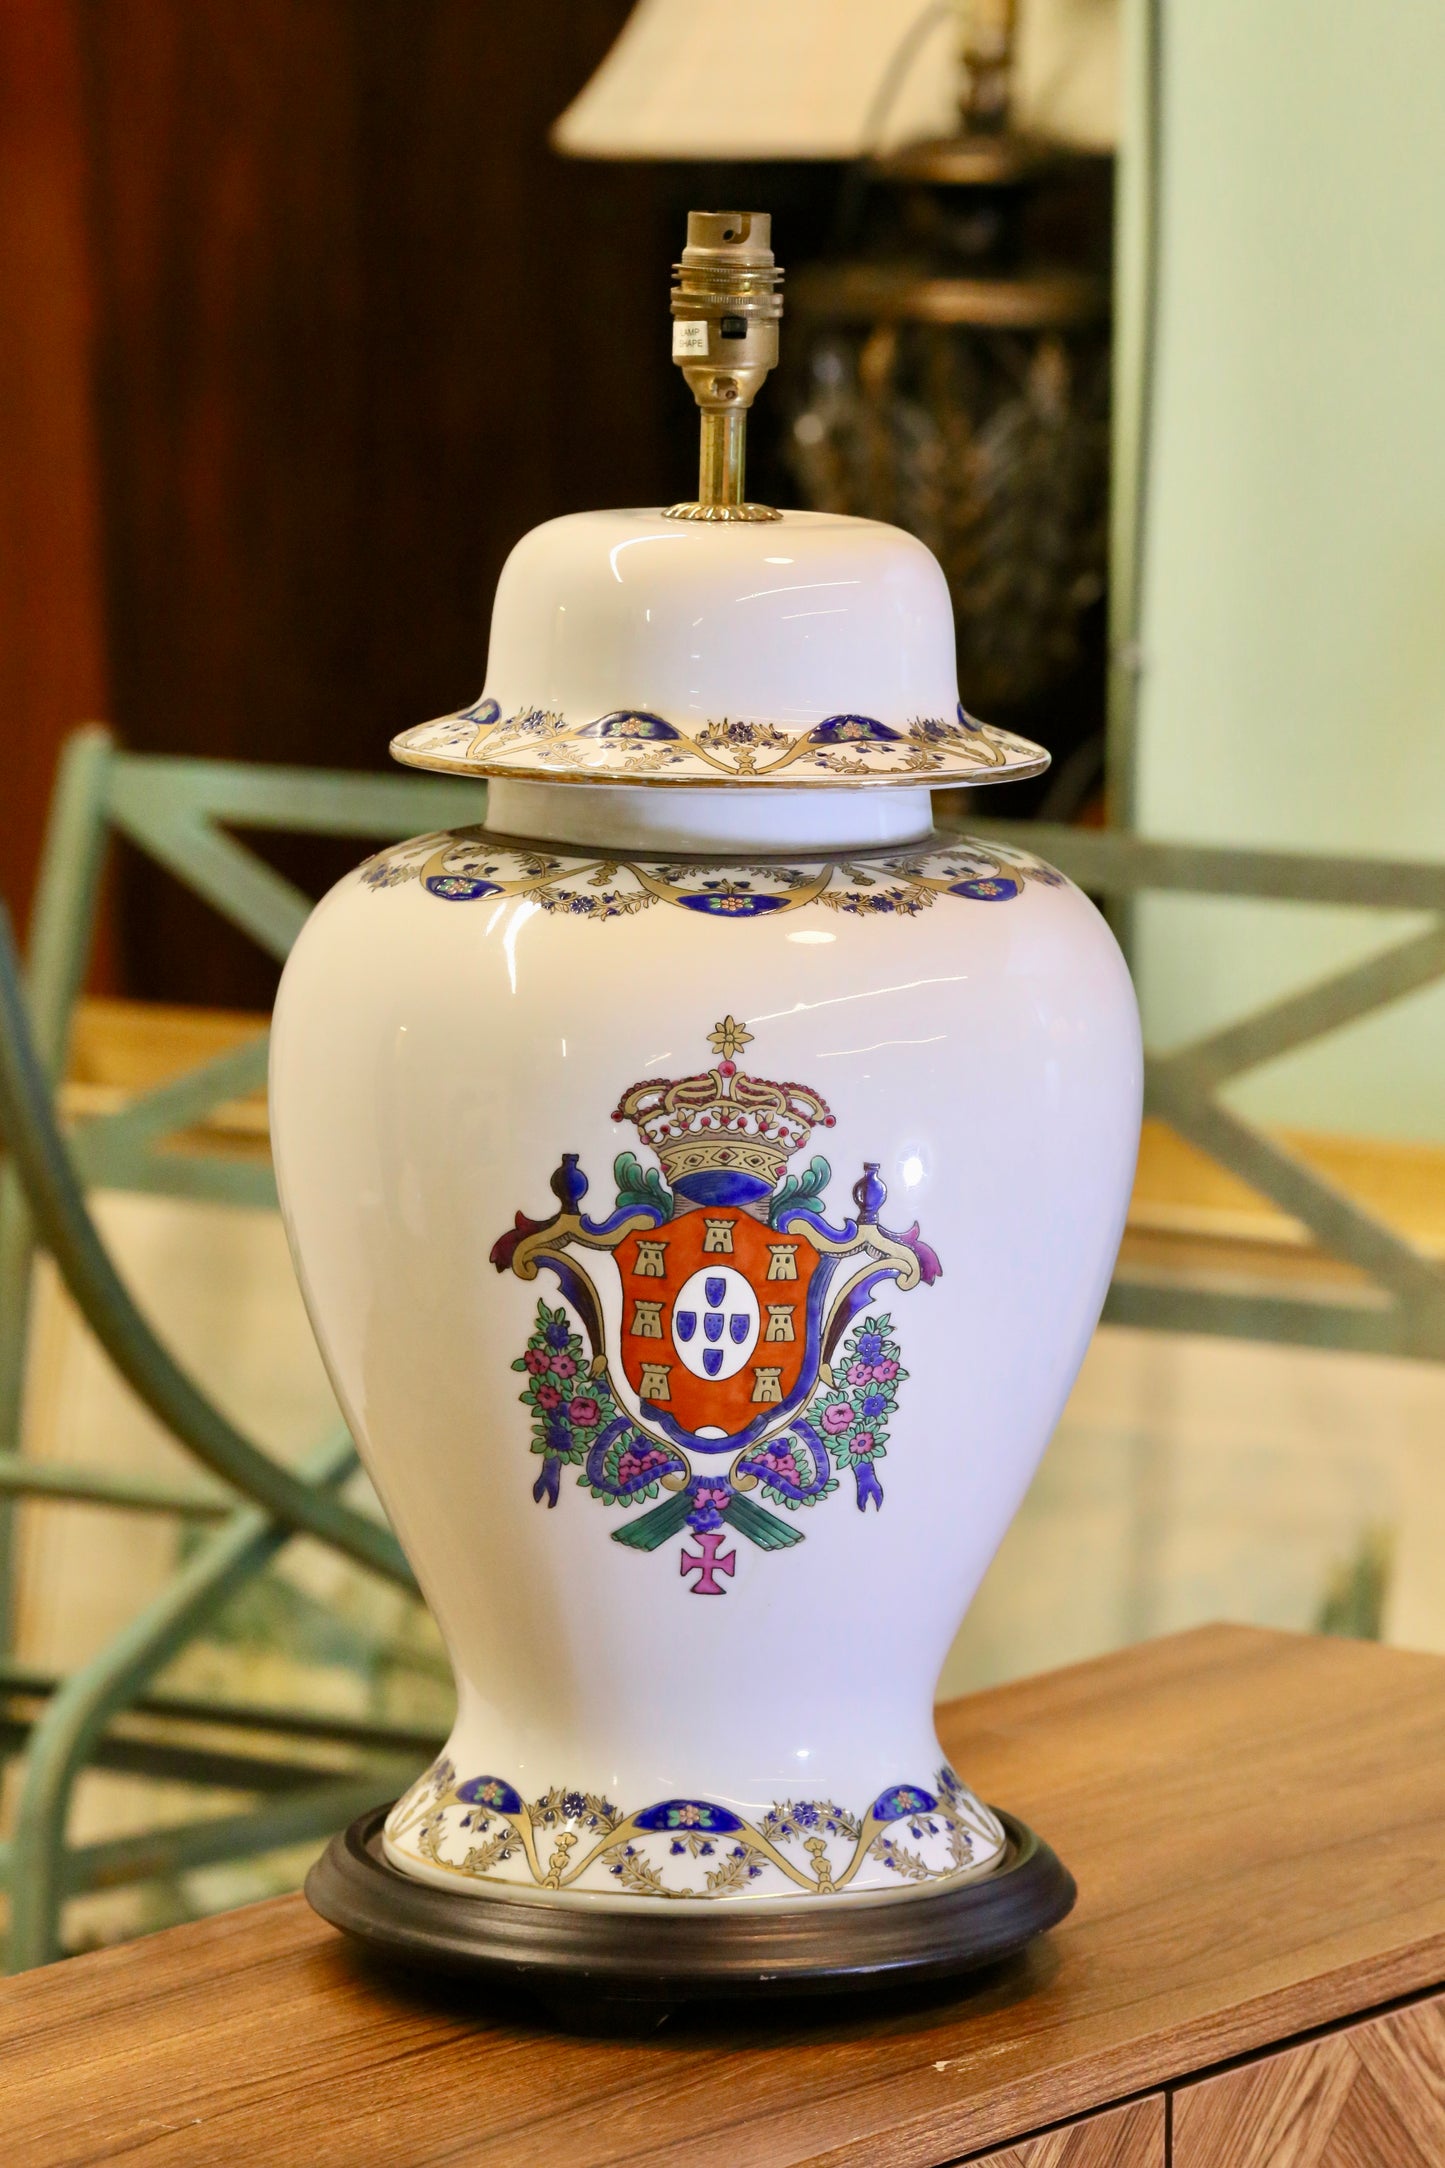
[392,506,1048,790]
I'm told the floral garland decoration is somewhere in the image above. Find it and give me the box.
[816,1312,906,1511]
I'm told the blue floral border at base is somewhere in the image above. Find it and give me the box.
[385,1756,1007,1900]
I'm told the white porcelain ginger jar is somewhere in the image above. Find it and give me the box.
[270,215,1141,1939]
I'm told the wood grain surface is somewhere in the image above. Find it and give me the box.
[2,1625,1444,2167]
[1173,1987,1445,2166]
[963,2093,1164,2165]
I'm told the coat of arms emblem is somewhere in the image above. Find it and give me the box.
[491,1018,940,1593]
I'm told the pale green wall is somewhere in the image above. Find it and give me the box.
[1132,0,1445,1139]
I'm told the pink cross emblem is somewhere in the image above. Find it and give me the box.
[680,1530,736,1595]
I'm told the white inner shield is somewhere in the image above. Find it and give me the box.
[672,1265,760,1380]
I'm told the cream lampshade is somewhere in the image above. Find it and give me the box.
[552,0,1118,163]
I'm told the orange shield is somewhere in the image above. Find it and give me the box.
[614,1207,824,1445]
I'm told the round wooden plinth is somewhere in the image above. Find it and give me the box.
[306,1803,1075,2019]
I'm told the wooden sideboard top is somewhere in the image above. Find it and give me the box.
[4,1624,1444,2167]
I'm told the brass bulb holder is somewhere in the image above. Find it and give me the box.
[664,211,783,524]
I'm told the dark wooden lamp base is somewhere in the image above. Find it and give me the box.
[305,1803,1075,2022]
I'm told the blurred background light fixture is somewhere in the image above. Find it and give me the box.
[552,0,1118,162]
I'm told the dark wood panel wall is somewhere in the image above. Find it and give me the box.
[0,1,112,964]
[2,10,1095,1009]
[3,0,690,1005]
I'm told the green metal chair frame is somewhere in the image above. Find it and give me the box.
[956,812,1445,1361]
[0,726,485,1969]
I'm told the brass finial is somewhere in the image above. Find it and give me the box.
[664,212,783,523]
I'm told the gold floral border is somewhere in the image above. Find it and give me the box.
[385,1758,1007,1901]
[390,706,1048,790]
[359,830,1068,920]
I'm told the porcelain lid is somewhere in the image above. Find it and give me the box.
[391,508,1048,790]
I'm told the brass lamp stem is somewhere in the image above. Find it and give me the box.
[698,408,747,508]
[665,211,783,524]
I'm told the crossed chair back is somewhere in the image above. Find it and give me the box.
[0,726,484,1970]
[956,810,1445,1364]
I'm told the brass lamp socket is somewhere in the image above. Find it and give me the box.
[665,211,784,524]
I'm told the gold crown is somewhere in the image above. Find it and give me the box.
[612,1017,834,1197]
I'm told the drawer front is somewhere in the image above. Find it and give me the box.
[962,2093,1165,2165]
[1173,1986,1445,2166]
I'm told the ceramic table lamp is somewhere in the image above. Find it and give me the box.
[277,213,1141,2007]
